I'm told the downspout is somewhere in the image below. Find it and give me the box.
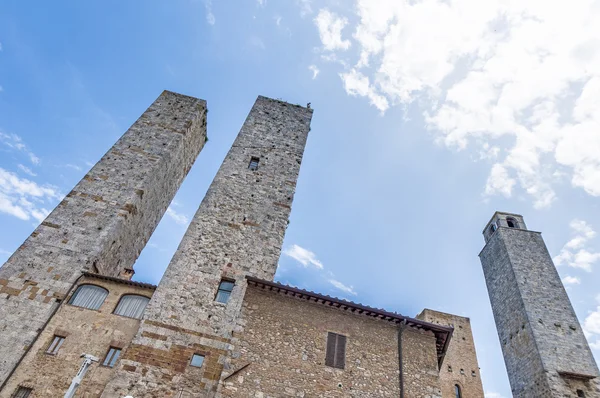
[398,319,407,398]
[0,273,84,392]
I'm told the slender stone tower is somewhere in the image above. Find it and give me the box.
[0,91,207,387]
[480,212,600,397]
[103,97,313,397]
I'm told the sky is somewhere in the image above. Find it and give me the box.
[1,1,600,396]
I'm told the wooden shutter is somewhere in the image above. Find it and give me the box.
[334,334,346,369]
[325,332,347,369]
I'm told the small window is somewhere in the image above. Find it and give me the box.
[472,370,476,377]
[248,157,260,171]
[190,354,205,368]
[577,390,586,398]
[12,387,33,398]
[46,335,65,355]
[102,347,121,368]
[460,368,465,375]
[114,295,150,319]
[69,284,108,310]
[455,384,462,398]
[325,332,346,369]
[506,217,518,228]
[448,365,452,372]
[215,280,234,303]
[489,223,497,234]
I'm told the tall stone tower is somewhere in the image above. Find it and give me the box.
[480,212,600,397]
[0,91,207,387]
[103,97,313,397]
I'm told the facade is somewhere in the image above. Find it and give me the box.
[0,91,485,398]
[480,212,600,397]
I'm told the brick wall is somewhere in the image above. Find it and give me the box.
[0,91,207,386]
[0,275,155,397]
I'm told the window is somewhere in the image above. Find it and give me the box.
[46,335,65,355]
[114,295,150,319]
[472,370,476,377]
[506,217,518,228]
[447,365,452,372]
[215,280,234,304]
[455,384,462,398]
[248,157,260,171]
[577,390,586,398]
[190,354,205,368]
[102,347,121,368]
[325,332,346,369]
[69,284,108,310]
[12,387,32,398]
[489,223,497,234]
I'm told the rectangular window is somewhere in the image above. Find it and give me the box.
[325,332,346,369]
[248,157,260,171]
[13,387,33,398]
[190,354,205,368]
[102,347,121,368]
[215,280,234,304]
[46,335,65,355]
[577,391,586,398]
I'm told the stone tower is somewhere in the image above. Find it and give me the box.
[0,91,207,387]
[479,212,600,397]
[103,97,313,397]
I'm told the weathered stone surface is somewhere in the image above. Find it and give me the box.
[417,309,484,398]
[399,325,442,398]
[480,212,600,397]
[103,96,314,397]
[0,274,155,398]
[0,90,207,386]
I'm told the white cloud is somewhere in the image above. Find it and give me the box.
[166,206,189,225]
[0,131,40,165]
[562,276,581,285]
[17,164,37,177]
[296,0,313,17]
[314,0,600,206]
[314,9,351,51]
[283,244,324,269]
[309,65,320,79]
[554,219,600,272]
[63,163,82,171]
[329,279,357,295]
[274,15,282,26]
[203,0,215,25]
[0,167,61,222]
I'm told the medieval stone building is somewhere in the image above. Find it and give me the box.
[0,91,486,397]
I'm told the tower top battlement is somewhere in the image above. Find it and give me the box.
[482,211,528,243]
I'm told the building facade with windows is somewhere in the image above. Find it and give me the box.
[0,92,484,397]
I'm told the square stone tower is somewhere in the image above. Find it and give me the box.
[479,212,600,397]
[0,91,207,387]
[102,97,313,397]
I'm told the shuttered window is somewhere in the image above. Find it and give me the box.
[215,280,234,304]
[113,295,150,319]
[46,335,65,355]
[13,386,33,398]
[69,284,108,310]
[248,157,260,171]
[102,347,121,368]
[325,332,346,369]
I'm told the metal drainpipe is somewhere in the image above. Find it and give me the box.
[0,273,85,393]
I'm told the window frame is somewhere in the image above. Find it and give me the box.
[102,346,122,368]
[325,332,347,370]
[248,156,260,171]
[45,335,65,355]
[113,294,151,319]
[68,284,109,311]
[12,386,33,398]
[215,279,235,304]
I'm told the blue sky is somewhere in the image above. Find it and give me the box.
[1,1,600,396]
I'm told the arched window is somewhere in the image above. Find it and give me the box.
[69,284,108,310]
[455,384,462,398]
[506,217,518,228]
[113,295,150,319]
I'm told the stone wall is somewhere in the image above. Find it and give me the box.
[102,97,314,397]
[0,90,207,386]
[399,325,442,398]
[222,285,404,397]
[480,214,600,397]
[0,274,155,397]
[417,309,484,398]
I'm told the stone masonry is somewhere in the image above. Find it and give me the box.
[102,97,314,397]
[480,212,600,397]
[417,309,484,398]
[0,273,156,397]
[0,90,207,387]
